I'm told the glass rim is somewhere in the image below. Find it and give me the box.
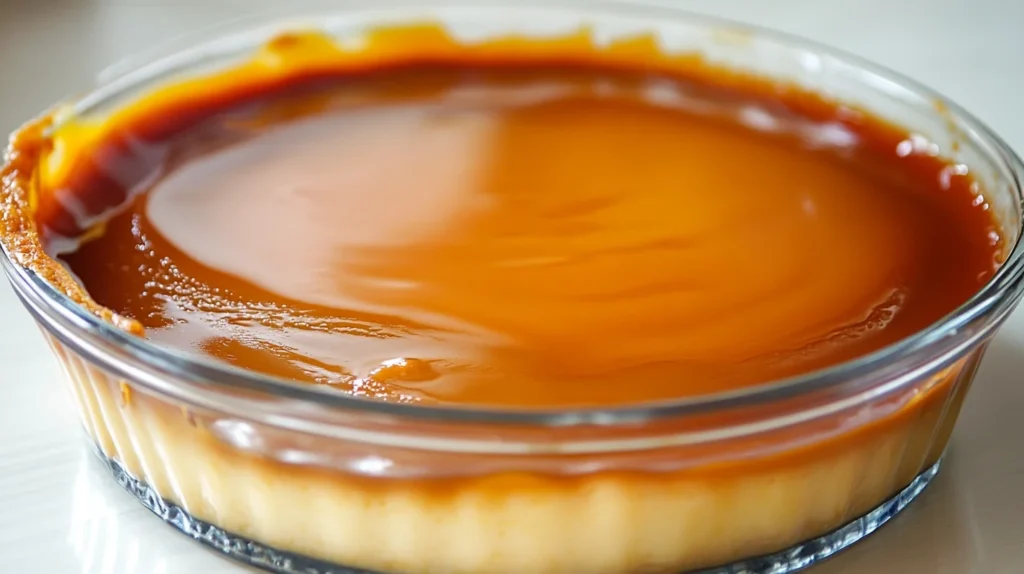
[4,0,1024,427]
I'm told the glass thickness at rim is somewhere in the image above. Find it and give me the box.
[5,0,1024,428]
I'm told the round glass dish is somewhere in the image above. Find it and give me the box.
[3,1,1024,573]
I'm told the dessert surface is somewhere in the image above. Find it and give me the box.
[43,36,1001,408]
[3,6,1023,574]
[0,18,1014,574]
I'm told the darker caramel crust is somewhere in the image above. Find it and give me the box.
[1,112,145,334]
[1,115,141,332]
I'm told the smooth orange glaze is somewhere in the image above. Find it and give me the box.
[42,27,1000,408]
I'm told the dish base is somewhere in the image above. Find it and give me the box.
[95,449,941,574]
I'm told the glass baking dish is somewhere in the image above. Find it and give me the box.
[2,1,1023,573]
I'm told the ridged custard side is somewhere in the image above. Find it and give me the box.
[44,330,981,574]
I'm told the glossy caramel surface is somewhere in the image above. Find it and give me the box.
[40,31,1000,408]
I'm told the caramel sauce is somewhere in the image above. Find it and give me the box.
[21,26,1001,408]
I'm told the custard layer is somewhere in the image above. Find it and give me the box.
[49,331,978,574]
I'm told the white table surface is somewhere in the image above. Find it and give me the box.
[1,1,1023,572]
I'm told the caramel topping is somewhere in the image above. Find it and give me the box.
[4,26,1002,408]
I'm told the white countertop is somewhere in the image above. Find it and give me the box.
[1,1,1023,572]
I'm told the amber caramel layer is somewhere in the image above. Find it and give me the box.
[28,28,1002,408]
